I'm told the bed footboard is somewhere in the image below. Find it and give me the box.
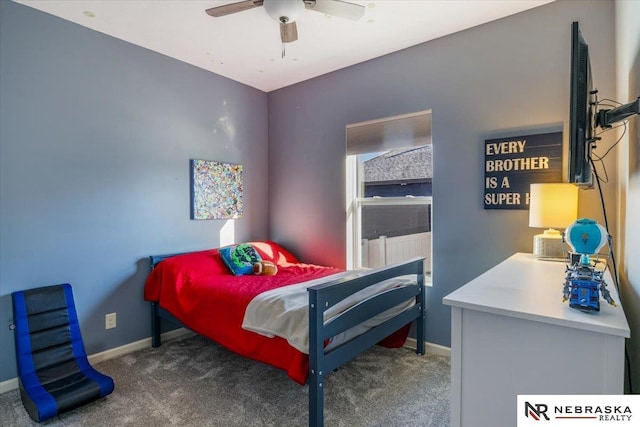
[307,257,426,427]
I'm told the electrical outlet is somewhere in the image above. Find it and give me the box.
[105,312,116,330]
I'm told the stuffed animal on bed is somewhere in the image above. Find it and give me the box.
[253,260,278,276]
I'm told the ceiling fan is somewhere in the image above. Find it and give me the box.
[206,0,366,45]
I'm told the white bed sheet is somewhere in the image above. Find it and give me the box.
[241,272,417,354]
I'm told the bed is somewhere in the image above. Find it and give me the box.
[144,241,426,426]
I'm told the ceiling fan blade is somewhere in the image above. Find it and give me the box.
[205,0,264,18]
[303,0,365,20]
[280,21,298,43]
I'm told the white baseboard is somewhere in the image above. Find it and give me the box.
[0,377,18,395]
[0,328,194,395]
[88,328,195,365]
[404,337,451,357]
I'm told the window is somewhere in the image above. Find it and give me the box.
[346,144,432,282]
[346,111,432,279]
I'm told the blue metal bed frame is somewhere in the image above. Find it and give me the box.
[148,254,426,427]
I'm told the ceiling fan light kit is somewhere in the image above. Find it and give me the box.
[264,0,305,23]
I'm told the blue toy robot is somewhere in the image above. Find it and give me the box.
[562,218,616,312]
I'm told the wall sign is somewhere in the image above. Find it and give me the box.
[484,131,562,210]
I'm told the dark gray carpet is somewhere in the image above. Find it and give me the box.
[0,335,450,426]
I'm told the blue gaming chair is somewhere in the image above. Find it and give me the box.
[12,284,114,422]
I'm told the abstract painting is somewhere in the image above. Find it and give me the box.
[190,159,243,220]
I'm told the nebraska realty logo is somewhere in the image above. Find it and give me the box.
[517,395,639,426]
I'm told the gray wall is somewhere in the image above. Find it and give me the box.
[0,1,269,382]
[268,0,617,347]
[617,0,640,394]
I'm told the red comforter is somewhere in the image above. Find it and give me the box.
[144,241,342,384]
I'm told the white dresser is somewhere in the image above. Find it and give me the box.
[443,253,630,427]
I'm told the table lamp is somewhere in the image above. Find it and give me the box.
[529,183,579,259]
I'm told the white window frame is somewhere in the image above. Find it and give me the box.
[346,155,433,284]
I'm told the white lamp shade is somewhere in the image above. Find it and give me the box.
[529,183,578,229]
[264,0,305,22]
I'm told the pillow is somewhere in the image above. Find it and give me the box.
[219,243,262,276]
[249,241,300,266]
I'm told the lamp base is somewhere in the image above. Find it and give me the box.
[533,229,565,260]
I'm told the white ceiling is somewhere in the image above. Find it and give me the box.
[15,0,554,92]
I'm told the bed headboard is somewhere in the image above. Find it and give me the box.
[149,252,189,270]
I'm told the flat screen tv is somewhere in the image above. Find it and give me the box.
[568,21,594,187]
[568,22,639,188]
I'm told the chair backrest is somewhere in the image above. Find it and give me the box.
[12,284,90,384]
